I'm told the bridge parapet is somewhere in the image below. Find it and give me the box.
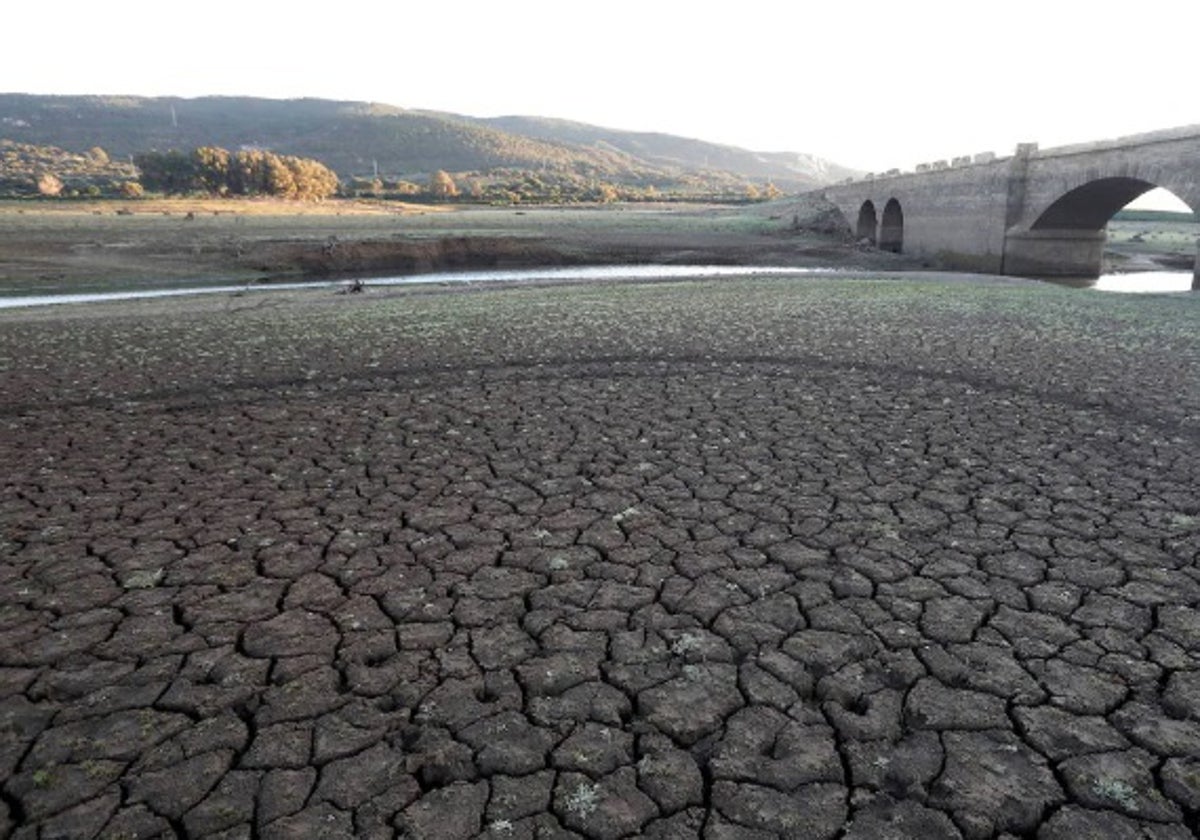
[1027,124,1200,161]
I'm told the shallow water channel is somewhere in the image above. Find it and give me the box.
[0,265,1192,309]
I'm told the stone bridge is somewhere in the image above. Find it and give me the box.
[821,125,1200,289]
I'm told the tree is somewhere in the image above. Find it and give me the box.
[284,156,338,200]
[133,147,337,199]
[193,146,231,195]
[134,151,198,193]
[428,170,458,199]
[264,155,298,197]
[35,172,63,196]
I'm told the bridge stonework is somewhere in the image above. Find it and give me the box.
[822,126,1200,289]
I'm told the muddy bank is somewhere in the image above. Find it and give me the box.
[249,234,912,279]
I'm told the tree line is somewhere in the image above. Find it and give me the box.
[3,139,785,204]
[134,147,339,200]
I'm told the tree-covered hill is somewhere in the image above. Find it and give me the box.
[0,94,855,195]
[477,115,861,188]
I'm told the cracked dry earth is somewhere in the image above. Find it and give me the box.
[1,276,1199,840]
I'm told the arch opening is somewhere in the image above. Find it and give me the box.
[1022,177,1197,287]
[880,198,903,253]
[856,201,877,244]
[1105,186,1198,287]
[1032,177,1167,230]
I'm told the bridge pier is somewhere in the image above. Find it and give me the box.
[1002,229,1106,278]
[1194,243,1199,291]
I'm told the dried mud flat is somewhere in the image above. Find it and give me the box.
[1,276,1199,840]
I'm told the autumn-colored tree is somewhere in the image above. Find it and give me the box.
[283,156,339,200]
[35,172,63,196]
[134,147,337,199]
[193,146,231,195]
[428,170,459,199]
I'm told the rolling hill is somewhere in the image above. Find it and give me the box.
[0,93,858,195]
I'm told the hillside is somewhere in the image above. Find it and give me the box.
[0,94,854,196]
[478,115,860,188]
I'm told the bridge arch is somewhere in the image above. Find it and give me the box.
[856,201,877,243]
[880,198,904,253]
[1031,177,1181,230]
[1008,166,1200,280]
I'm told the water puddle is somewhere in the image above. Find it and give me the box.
[1091,271,1194,293]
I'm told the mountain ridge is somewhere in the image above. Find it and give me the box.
[0,93,859,194]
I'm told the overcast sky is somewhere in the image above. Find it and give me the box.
[4,0,1196,176]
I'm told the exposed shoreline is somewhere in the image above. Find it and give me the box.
[0,197,927,296]
[2,276,1198,838]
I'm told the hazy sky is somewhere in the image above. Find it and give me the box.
[4,0,1196,175]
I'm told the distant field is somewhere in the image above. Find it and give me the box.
[1106,215,1198,271]
[1112,208,1196,224]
